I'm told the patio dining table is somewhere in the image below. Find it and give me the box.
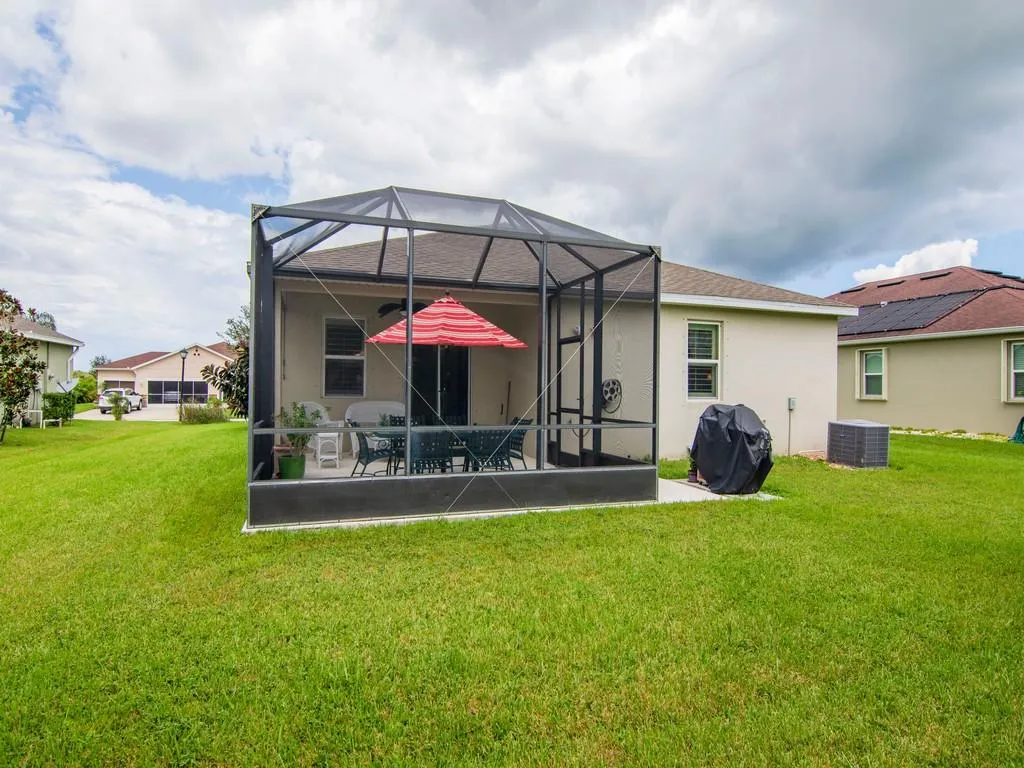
[374,427,516,474]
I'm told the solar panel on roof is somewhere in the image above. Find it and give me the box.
[838,291,979,336]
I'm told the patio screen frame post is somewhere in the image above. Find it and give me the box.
[535,242,548,469]
[404,228,414,475]
[652,253,661,467]
[578,282,586,463]
[591,273,604,463]
[250,212,275,482]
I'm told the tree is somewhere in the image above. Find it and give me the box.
[72,370,97,404]
[202,305,249,417]
[1,289,47,444]
[220,304,250,347]
[25,308,57,330]
[89,355,111,372]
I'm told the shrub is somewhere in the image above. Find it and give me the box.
[42,392,76,422]
[180,402,228,424]
[72,371,97,404]
[106,391,128,421]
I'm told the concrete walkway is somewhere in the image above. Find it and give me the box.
[76,405,182,422]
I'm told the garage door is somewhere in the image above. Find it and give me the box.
[148,380,209,404]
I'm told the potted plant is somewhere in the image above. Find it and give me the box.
[277,402,320,479]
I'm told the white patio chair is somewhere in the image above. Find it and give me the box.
[344,401,405,457]
[313,432,341,470]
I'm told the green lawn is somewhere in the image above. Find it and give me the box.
[1,422,1021,766]
[74,402,96,413]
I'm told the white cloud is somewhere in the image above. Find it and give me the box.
[2,0,1024,361]
[0,117,248,358]
[853,239,978,284]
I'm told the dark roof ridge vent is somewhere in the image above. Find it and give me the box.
[877,279,905,287]
[919,270,952,280]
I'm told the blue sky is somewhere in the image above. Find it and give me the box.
[1,1,1023,361]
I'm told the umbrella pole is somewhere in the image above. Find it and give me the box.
[505,380,511,424]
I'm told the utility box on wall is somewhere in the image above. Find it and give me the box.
[827,420,889,468]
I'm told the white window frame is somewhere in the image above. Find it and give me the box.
[857,348,887,400]
[322,316,367,399]
[1006,339,1024,403]
[686,321,722,400]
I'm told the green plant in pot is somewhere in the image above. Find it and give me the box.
[277,402,320,479]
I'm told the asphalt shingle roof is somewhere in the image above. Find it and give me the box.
[832,267,1024,339]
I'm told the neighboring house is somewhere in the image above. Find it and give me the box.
[13,316,84,413]
[830,266,1024,434]
[274,232,854,457]
[95,342,235,404]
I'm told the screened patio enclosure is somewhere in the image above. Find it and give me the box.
[249,186,661,528]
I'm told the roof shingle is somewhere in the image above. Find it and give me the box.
[289,232,842,309]
[832,267,1024,340]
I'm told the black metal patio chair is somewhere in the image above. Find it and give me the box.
[351,431,392,477]
[410,431,454,474]
[508,417,531,470]
[462,429,514,472]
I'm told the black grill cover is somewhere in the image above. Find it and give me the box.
[690,404,773,494]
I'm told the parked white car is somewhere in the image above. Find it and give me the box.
[98,388,143,414]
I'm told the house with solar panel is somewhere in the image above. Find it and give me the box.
[831,266,1024,434]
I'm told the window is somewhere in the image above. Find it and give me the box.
[324,317,366,397]
[102,379,134,390]
[860,349,885,399]
[687,322,720,398]
[1010,341,1024,400]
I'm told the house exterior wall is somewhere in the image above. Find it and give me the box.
[29,341,77,411]
[275,282,539,425]
[838,334,1024,434]
[96,368,136,390]
[275,279,840,460]
[659,305,838,457]
[132,348,227,400]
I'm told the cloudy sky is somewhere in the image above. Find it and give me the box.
[2,1,1024,360]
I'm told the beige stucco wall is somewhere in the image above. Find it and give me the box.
[97,368,136,389]
[276,281,537,418]
[658,306,838,457]
[276,278,840,460]
[838,335,1024,434]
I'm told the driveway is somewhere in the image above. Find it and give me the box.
[76,405,183,422]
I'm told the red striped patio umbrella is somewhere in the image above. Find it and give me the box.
[366,295,527,348]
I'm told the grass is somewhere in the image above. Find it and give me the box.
[74,402,96,413]
[1,423,1022,766]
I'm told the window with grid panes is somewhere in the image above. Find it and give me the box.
[1010,341,1024,400]
[324,318,365,397]
[687,322,720,398]
[860,349,885,398]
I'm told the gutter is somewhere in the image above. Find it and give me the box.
[661,292,857,317]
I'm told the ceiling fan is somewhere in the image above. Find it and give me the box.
[377,299,427,318]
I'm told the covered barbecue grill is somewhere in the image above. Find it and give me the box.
[689,404,773,494]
